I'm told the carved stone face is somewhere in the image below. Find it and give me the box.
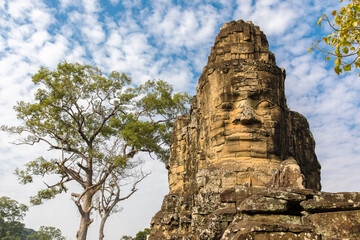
[206,70,286,159]
[224,79,285,160]
[202,68,287,186]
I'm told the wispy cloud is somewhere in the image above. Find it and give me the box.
[1,0,359,239]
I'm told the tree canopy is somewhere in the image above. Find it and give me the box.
[26,226,65,240]
[2,62,190,240]
[0,196,64,240]
[310,0,360,75]
[120,228,150,240]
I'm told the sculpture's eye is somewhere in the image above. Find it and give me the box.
[219,102,233,111]
[248,92,260,100]
[257,101,274,109]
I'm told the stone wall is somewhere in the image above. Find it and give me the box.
[148,20,360,240]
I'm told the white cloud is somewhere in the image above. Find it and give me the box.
[145,4,219,52]
[67,11,106,46]
[121,0,142,8]
[82,0,101,13]
[7,0,34,20]
[37,35,69,66]
[65,44,87,63]
[1,0,360,238]
[59,0,79,11]
[235,1,298,36]
[109,0,120,5]
[29,7,54,30]
[106,30,123,47]
[28,30,51,48]
[81,23,106,45]
[0,35,4,50]
[235,0,253,19]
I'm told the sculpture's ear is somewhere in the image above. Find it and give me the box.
[288,111,321,191]
[270,158,305,190]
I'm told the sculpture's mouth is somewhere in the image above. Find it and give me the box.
[225,128,267,140]
[225,132,261,141]
[223,130,273,158]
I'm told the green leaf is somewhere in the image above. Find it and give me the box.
[325,37,330,45]
[343,40,351,47]
[335,58,341,66]
[344,64,352,71]
[335,15,341,25]
[343,47,349,54]
[334,65,341,75]
[318,14,325,27]
[326,56,331,61]
[335,46,341,55]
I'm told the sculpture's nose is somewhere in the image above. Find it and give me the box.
[233,105,261,125]
[240,106,260,125]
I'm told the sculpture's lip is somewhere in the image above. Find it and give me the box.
[224,129,267,141]
[226,148,268,157]
[226,133,261,141]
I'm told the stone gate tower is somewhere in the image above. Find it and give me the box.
[148,20,360,240]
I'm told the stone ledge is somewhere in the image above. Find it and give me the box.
[301,192,360,213]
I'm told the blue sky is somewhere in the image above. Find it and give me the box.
[1,0,360,239]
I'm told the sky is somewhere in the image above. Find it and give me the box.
[1,0,360,239]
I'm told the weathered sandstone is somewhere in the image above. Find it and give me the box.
[148,20,360,240]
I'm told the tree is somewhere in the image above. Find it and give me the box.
[0,196,28,223]
[0,196,64,240]
[26,226,65,240]
[134,228,150,240]
[310,0,360,75]
[120,228,150,240]
[96,163,149,240]
[0,196,30,240]
[120,236,133,240]
[2,62,190,240]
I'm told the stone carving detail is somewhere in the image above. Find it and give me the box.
[149,20,360,239]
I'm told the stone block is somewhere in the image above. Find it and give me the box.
[238,195,288,213]
[301,192,360,212]
[304,210,360,239]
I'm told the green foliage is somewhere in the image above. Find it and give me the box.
[0,197,64,240]
[2,62,190,238]
[120,228,150,240]
[26,226,65,240]
[0,197,30,239]
[29,186,66,205]
[0,221,31,240]
[14,157,59,185]
[120,236,134,240]
[2,62,190,207]
[135,228,150,240]
[0,197,28,222]
[311,0,360,75]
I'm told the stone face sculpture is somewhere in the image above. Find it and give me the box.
[167,20,321,196]
[149,20,360,240]
[199,21,287,185]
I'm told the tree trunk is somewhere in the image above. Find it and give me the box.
[98,211,110,240]
[77,211,90,240]
[77,194,93,240]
